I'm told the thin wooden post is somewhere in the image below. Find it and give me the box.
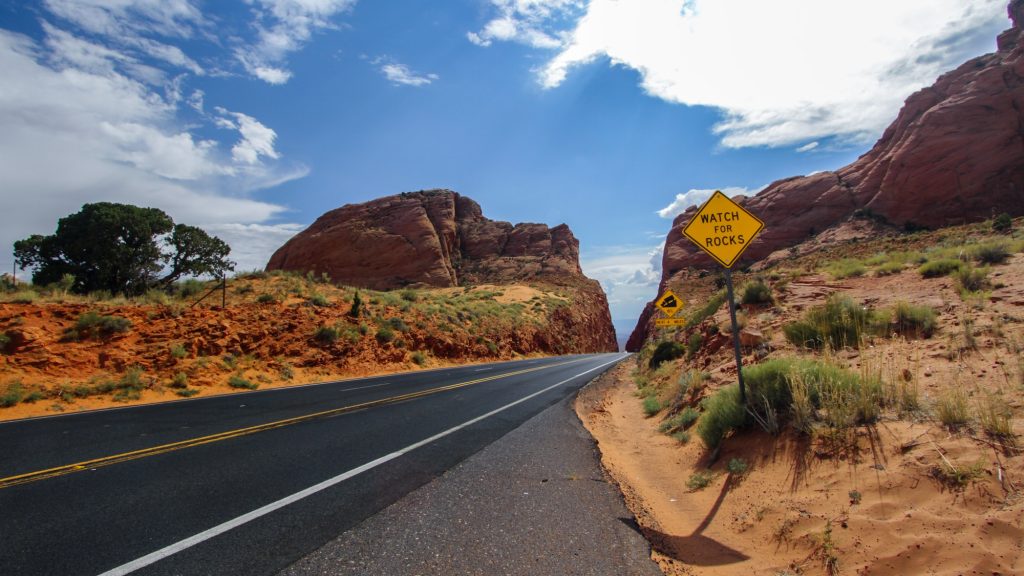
[724,269,745,404]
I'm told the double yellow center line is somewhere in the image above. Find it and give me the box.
[0,359,583,489]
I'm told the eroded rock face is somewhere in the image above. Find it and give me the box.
[267,190,585,290]
[267,190,618,352]
[628,3,1024,351]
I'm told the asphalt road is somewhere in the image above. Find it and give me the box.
[0,353,628,576]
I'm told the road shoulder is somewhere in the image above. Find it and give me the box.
[279,378,661,576]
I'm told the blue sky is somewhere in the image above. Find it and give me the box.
[0,0,1010,336]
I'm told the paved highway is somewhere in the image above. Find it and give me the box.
[0,353,627,575]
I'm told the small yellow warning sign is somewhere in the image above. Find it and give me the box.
[682,190,765,268]
[655,317,687,328]
[655,290,683,318]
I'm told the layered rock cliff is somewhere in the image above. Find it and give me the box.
[267,189,618,352]
[628,1,1024,351]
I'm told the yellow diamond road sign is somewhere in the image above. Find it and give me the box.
[682,190,765,268]
[655,290,683,318]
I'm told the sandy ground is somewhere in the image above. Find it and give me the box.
[577,364,1024,575]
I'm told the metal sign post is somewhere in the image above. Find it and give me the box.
[680,190,766,404]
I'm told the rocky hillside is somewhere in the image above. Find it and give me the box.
[268,189,617,352]
[629,1,1024,351]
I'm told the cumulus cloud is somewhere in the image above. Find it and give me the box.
[236,0,356,84]
[378,59,439,87]
[468,0,583,49]
[0,24,305,274]
[203,223,307,272]
[476,0,1007,148]
[656,187,753,219]
[581,243,664,329]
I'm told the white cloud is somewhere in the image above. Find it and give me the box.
[379,60,439,87]
[581,244,663,328]
[479,0,1007,148]
[796,141,819,153]
[204,223,307,272]
[656,186,752,219]
[236,0,356,84]
[469,0,583,49]
[0,25,305,276]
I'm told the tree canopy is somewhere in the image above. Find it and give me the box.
[14,203,234,296]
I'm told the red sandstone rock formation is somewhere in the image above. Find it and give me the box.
[267,189,618,352]
[628,2,1024,351]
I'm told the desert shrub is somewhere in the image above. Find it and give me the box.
[309,293,331,307]
[992,212,1013,232]
[314,326,339,345]
[977,394,1014,439]
[0,332,9,353]
[874,261,905,276]
[141,289,169,305]
[782,294,875,350]
[257,293,278,304]
[66,311,132,341]
[411,351,426,365]
[919,259,964,278]
[11,291,37,304]
[970,241,1011,265]
[826,259,866,280]
[176,389,200,398]
[740,279,773,305]
[890,302,938,337]
[649,341,685,368]
[642,396,663,417]
[376,325,395,344]
[169,343,188,360]
[687,291,726,329]
[387,318,410,332]
[727,457,748,475]
[400,289,419,302]
[936,388,969,428]
[486,341,499,354]
[687,471,714,491]
[175,279,207,298]
[933,460,985,488]
[955,265,990,293]
[1,382,25,407]
[170,372,188,389]
[686,333,703,360]
[672,431,691,444]
[228,375,258,390]
[696,385,746,449]
[349,291,363,318]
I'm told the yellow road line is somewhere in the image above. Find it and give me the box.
[0,358,584,490]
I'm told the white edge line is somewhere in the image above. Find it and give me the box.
[97,354,627,576]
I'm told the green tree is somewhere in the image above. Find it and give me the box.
[14,203,234,296]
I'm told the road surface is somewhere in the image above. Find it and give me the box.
[0,353,627,575]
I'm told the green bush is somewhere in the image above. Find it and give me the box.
[955,265,990,293]
[970,241,1010,265]
[649,341,685,368]
[314,326,339,344]
[993,212,1013,232]
[169,343,188,359]
[686,291,726,329]
[309,293,331,307]
[170,372,188,389]
[0,332,9,353]
[727,458,748,475]
[919,259,964,278]
[696,385,746,449]
[686,333,703,360]
[11,291,37,304]
[349,292,363,318]
[411,351,426,365]
[228,375,258,390]
[740,279,773,305]
[891,302,938,337]
[257,293,278,304]
[874,261,905,276]
[66,311,132,340]
[687,471,714,491]
[1,382,25,407]
[176,279,206,298]
[400,289,419,302]
[642,396,663,417]
[782,294,875,350]
[376,325,395,344]
[387,318,410,332]
[826,259,866,280]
